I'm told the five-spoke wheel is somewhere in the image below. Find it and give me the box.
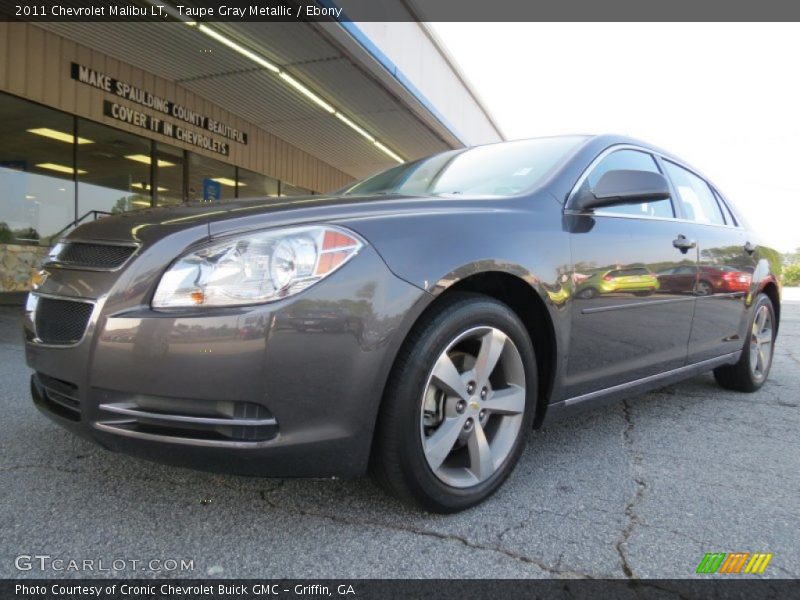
[372,293,536,513]
[421,326,526,487]
[749,303,773,382]
[714,292,776,392]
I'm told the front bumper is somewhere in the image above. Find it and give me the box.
[25,245,427,477]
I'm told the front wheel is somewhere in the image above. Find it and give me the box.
[713,293,776,392]
[371,293,537,513]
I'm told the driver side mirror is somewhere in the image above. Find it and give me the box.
[572,169,671,211]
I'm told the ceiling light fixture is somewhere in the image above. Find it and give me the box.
[125,154,176,167]
[334,112,375,143]
[373,141,405,163]
[36,163,87,175]
[211,177,242,187]
[27,127,93,144]
[279,72,336,114]
[183,20,404,164]
[197,24,280,74]
[131,183,168,192]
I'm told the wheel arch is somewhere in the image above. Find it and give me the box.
[440,272,557,427]
[377,269,559,430]
[760,280,781,335]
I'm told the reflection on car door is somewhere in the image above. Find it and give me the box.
[661,160,755,362]
[564,148,697,398]
[658,265,698,294]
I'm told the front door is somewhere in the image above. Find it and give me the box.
[565,148,697,399]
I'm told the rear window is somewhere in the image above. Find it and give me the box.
[663,161,725,225]
[713,190,738,226]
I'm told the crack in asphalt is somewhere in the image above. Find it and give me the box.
[614,399,647,579]
[258,481,602,579]
[784,348,800,366]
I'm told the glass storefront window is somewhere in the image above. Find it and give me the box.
[0,91,318,252]
[0,93,76,245]
[155,143,185,206]
[237,168,279,199]
[188,153,236,202]
[77,119,152,216]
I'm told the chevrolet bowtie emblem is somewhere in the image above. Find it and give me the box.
[469,401,480,410]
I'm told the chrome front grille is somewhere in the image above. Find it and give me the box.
[33,297,94,345]
[50,242,136,270]
[95,394,279,446]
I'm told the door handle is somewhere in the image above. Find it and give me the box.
[672,235,697,253]
[744,241,757,255]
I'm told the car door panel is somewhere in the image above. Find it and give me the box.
[566,215,697,398]
[687,226,755,362]
[659,160,755,363]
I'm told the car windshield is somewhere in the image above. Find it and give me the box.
[341,136,587,197]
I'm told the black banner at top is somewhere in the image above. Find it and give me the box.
[2,0,800,22]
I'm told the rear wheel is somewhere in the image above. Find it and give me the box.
[694,279,714,296]
[713,293,776,392]
[371,293,536,513]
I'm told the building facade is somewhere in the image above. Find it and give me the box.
[0,16,501,294]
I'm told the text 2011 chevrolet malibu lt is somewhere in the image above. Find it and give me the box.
[25,135,781,512]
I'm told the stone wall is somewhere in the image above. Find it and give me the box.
[0,244,49,292]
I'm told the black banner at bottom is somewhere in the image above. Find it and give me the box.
[4,579,798,600]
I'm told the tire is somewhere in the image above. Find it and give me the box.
[694,280,714,296]
[371,292,537,513]
[579,287,598,299]
[713,293,776,392]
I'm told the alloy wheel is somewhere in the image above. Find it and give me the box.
[420,326,526,488]
[694,280,713,296]
[750,304,773,381]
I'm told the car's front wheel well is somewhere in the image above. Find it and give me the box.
[435,272,556,428]
[761,281,780,334]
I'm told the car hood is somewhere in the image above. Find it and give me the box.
[65,193,497,245]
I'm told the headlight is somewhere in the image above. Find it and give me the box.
[152,225,363,308]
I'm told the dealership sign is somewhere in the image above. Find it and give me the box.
[71,62,247,152]
[103,100,230,156]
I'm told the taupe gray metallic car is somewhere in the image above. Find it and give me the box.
[25,135,781,512]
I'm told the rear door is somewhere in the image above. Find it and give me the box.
[565,148,698,398]
[659,160,755,362]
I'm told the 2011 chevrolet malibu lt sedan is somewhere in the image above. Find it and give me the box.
[25,134,781,513]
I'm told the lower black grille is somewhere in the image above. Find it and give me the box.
[55,242,136,269]
[34,298,93,345]
[32,373,81,421]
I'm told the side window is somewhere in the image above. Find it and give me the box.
[662,161,725,225]
[581,149,674,219]
[713,189,738,226]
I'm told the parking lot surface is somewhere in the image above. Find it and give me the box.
[1,293,798,579]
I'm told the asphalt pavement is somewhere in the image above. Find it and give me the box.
[1,291,798,579]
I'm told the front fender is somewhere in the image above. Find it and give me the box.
[339,194,569,300]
